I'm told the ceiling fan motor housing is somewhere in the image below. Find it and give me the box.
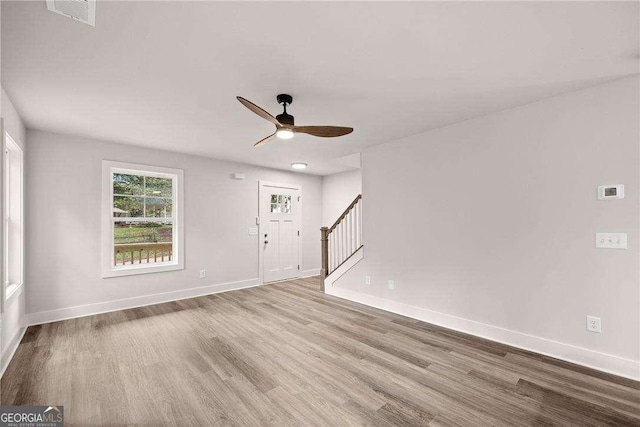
[276,94,295,126]
[276,112,295,126]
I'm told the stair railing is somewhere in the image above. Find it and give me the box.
[320,194,362,290]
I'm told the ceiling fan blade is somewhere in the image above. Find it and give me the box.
[293,126,354,138]
[237,96,281,126]
[254,132,277,147]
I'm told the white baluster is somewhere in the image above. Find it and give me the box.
[356,202,361,248]
[327,233,331,274]
[339,223,343,265]
[349,214,352,255]
[352,209,356,253]
[357,206,360,248]
[332,231,336,271]
[340,221,344,264]
[329,232,336,271]
[332,231,336,272]
[343,220,347,262]
[336,226,339,267]
[349,211,353,255]
[359,200,363,247]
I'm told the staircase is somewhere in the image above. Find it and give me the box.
[320,194,363,291]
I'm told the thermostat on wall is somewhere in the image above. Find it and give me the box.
[597,184,624,200]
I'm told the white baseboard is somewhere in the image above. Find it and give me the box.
[326,286,640,381]
[27,278,260,326]
[301,268,321,278]
[1,326,26,379]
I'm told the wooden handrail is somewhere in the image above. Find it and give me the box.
[328,194,362,233]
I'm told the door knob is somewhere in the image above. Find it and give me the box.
[264,240,269,244]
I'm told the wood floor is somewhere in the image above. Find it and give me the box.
[2,277,639,426]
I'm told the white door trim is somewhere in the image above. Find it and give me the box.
[258,181,302,285]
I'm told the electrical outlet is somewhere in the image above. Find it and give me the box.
[199,269,206,279]
[586,316,601,333]
[365,275,371,285]
[388,280,395,290]
[595,233,627,249]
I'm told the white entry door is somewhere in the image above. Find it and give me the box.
[259,182,301,283]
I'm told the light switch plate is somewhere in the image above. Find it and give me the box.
[248,227,258,236]
[388,280,395,290]
[595,233,627,249]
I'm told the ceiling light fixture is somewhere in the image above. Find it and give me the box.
[276,129,295,139]
[291,162,308,170]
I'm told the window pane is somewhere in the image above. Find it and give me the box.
[113,173,143,195]
[114,221,173,244]
[270,194,293,213]
[114,221,173,266]
[145,197,173,218]
[114,196,144,217]
[283,196,292,213]
[145,177,172,198]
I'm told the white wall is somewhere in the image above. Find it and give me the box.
[26,130,322,321]
[332,76,640,379]
[2,89,25,145]
[1,88,27,374]
[322,169,362,227]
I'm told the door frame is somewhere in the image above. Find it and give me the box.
[258,180,302,285]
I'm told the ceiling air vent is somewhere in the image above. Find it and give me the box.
[46,0,96,27]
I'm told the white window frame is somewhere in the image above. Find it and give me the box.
[3,132,24,308]
[101,160,184,278]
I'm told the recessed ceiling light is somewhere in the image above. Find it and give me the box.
[276,129,294,139]
[291,162,308,170]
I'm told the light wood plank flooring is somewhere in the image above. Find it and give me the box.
[2,277,639,426]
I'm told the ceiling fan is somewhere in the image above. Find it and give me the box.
[236,94,354,147]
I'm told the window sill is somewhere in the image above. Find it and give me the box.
[102,262,183,279]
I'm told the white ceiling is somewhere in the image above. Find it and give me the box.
[2,1,638,175]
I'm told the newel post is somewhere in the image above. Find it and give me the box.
[320,227,329,292]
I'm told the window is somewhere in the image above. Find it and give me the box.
[270,194,292,213]
[102,161,184,277]
[3,133,24,303]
